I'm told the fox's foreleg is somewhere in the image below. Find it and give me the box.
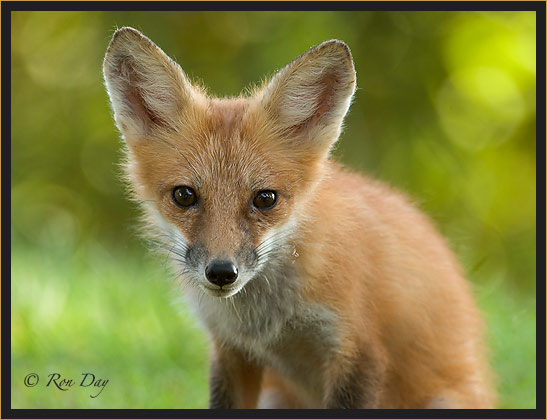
[209,341,263,409]
[324,343,386,409]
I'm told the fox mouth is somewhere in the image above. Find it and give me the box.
[201,284,241,298]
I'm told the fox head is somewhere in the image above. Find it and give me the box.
[103,27,356,298]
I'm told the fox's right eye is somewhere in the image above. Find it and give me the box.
[172,186,197,208]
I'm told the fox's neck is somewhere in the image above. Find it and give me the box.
[185,254,303,346]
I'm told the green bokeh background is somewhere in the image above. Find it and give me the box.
[11,11,536,409]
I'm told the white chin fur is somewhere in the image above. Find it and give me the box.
[200,284,242,298]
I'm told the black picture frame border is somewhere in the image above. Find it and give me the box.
[2,1,545,419]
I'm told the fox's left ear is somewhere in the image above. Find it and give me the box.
[260,40,356,151]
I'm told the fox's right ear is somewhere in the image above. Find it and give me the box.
[103,27,194,140]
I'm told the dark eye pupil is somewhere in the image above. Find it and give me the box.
[253,190,277,209]
[172,186,197,207]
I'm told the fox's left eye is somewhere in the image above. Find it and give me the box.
[253,190,277,210]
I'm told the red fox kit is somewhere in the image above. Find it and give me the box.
[103,27,494,409]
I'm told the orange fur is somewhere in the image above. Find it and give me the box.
[104,28,495,409]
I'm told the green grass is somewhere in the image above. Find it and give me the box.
[11,243,209,409]
[474,280,536,409]
[11,242,536,409]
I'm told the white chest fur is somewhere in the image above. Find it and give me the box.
[184,263,339,397]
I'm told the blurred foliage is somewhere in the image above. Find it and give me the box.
[11,11,536,408]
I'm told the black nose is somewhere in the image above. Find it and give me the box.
[205,260,238,287]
